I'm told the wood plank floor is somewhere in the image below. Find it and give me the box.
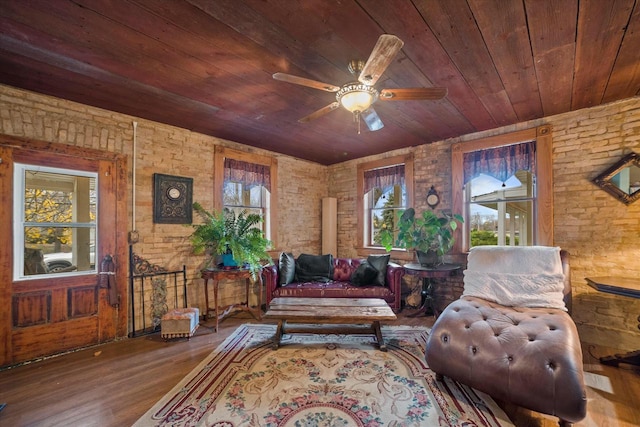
[0,308,638,426]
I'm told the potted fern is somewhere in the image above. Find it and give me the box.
[189,202,272,277]
[379,208,463,267]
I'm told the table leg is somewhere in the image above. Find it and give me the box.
[423,278,435,316]
[244,277,250,306]
[213,279,219,333]
[272,320,283,350]
[256,274,263,320]
[204,278,211,321]
[408,277,434,318]
[372,321,387,352]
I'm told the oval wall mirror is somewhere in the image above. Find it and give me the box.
[593,152,640,205]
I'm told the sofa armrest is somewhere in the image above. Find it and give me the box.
[262,264,279,306]
[386,262,404,311]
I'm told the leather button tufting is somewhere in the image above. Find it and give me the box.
[507,356,513,361]
[443,336,448,343]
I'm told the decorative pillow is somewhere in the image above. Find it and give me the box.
[278,252,296,285]
[367,254,390,286]
[295,253,333,283]
[350,261,379,286]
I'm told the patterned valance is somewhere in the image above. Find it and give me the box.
[463,141,536,185]
[224,158,271,191]
[364,164,405,194]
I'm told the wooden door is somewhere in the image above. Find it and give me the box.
[0,136,128,367]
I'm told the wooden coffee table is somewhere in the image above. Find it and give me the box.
[263,297,397,351]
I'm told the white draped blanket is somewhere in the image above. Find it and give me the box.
[462,246,567,311]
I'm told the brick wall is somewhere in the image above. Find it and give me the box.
[549,99,640,350]
[2,84,638,351]
[328,96,640,352]
[0,84,327,314]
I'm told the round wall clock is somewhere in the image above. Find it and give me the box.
[426,185,440,209]
[167,186,182,200]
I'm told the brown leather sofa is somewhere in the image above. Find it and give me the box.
[263,256,404,311]
[425,248,587,426]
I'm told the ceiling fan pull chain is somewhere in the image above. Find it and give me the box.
[356,111,361,135]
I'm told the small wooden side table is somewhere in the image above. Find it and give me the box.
[403,263,461,317]
[586,276,640,367]
[201,268,263,332]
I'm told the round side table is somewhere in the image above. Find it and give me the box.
[403,263,461,317]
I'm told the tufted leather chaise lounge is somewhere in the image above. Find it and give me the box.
[425,248,587,426]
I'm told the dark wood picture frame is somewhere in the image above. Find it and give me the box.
[153,173,193,224]
[592,152,640,205]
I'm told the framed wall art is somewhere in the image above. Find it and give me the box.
[153,173,193,224]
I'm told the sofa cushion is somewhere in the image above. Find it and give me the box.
[333,258,360,281]
[295,253,333,283]
[367,254,390,286]
[351,261,379,286]
[278,252,296,285]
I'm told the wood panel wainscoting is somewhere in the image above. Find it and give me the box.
[0,309,638,426]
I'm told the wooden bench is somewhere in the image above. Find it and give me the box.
[263,297,397,351]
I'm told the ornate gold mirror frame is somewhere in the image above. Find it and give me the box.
[593,152,640,205]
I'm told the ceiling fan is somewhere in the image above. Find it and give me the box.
[273,34,447,134]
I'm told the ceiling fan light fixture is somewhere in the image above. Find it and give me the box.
[336,83,379,113]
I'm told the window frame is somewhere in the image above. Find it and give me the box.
[451,126,553,253]
[13,163,99,280]
[357,154,414,258]
[214,147,278,248]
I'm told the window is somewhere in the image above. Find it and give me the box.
[14,163,98,278]
[452,126,553,252]
[222,159,271,237]
[467,170,535,247]
[214,147,277,245]
[357,154,414,252]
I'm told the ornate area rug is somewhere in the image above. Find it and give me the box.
[134,324,513,426]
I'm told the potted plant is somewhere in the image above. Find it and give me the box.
[189,202,272,277]
[379,208,463,267]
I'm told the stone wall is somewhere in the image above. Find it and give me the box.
[550,100,640,350]
[3,83,639,351]
[0,84,327,314]
[328,96,640,352]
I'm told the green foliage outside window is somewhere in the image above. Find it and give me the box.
[470,230,519,247]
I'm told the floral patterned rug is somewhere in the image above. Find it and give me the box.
[134,324,513,427]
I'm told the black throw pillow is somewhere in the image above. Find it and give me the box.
[350,261,379,286]
[367,254,390,286]
[278,252,296,285]
[295,253,333,282]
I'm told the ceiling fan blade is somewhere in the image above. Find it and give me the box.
[273,72,340,92]
[298,102,340,123]
[361,107,384,131]
[379,87,448,101]
[358,34,404,86]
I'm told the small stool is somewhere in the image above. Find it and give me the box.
[161,307,200,340]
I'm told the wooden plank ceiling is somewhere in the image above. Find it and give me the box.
[1,0,639,165]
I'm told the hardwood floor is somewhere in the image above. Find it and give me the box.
[0,308,638,426]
